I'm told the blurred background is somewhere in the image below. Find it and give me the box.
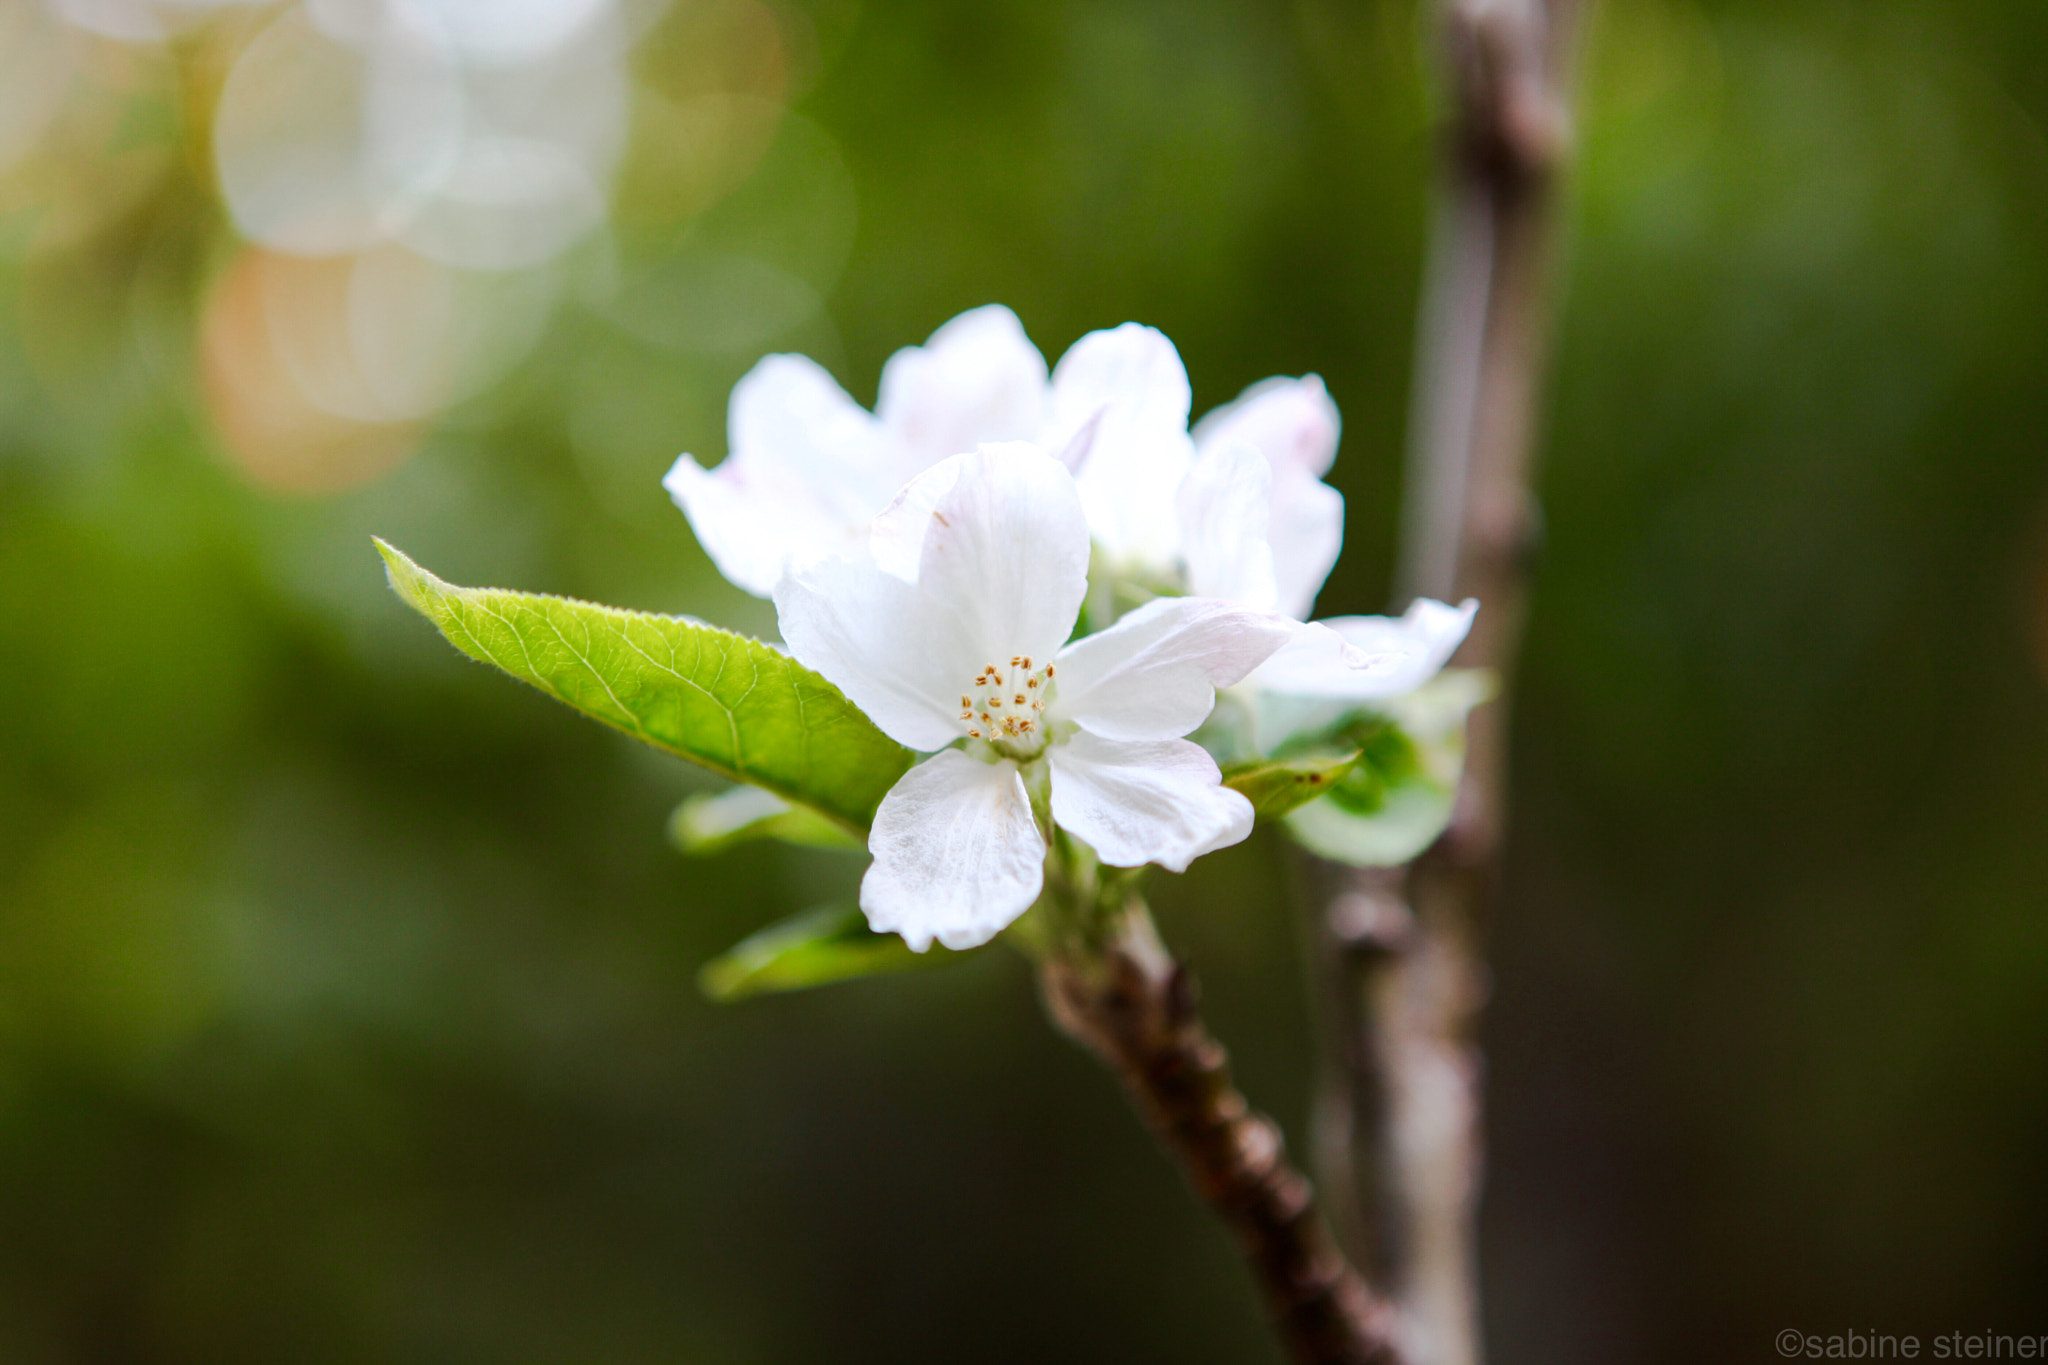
[1,0,2043,1360]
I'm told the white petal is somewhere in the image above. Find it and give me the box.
[893,443,1090,670]
[1193,376,1346,619]
[1267,476,1345,621]
[728,353,908,523]
[1047,323,1190,440]
[862,751,1045,951]
[774,561,971,751]
[1248,598,1478,700]
[876,304,1049,466]
[1050,405,1103,472]
[1051,596,1295,741]
[663,452,857,598]
[774,444,1089,752]
[1046,323,1194,567]
[866,452,963,582]
[668,353,903,597]
[1048,731,1252,871]
[1177,439,1278,611]
[1193,374,1340,480]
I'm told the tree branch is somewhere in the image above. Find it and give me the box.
[1040,904,1408,1365]
[1303,2,1581,1363]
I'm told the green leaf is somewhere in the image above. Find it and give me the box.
[1313,716,1422,816]
[669,786,863,855]
[376,540,912,834]
[1284,772,1459,866]
[699,905,965,1001]
[1223,752,1364,821]
[1222,709,1420,825]
[1280,670,1495,867]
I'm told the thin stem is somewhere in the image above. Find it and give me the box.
[1305,2,1582,1362]
[1039,902,1408,1365]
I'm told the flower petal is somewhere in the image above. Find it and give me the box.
[1248,598,1478,700]
[1048,731,1252,871]
[865,451,962,583]
[774,559,972,751]
[1047,323,1191,445]
[891,443,1090,671]
[663,452,856,598]
[774,444,1090,751]
[1267,475,1344,621]
[1177,439,1278,612]
[876,305,1049,466]
[1046,323,1194,567]
[1193,374,1340,480]
[1051,596,1295,741]
[862,749,1045,952]
[1194,375,1346,619]
[669,353,901,597]
[728,353,906,523]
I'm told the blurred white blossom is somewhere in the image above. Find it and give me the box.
[24,0,669,491]
[41,0,239,43]
[210,0,631,269]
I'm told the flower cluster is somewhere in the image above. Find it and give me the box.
[671,307,1476,951]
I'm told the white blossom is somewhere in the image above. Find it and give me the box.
[666,305,1049,597]
[664,306,1350,613]
[774,444,1295,951]
[1190,374,1347,620]
[1169,379,1478,708]
[1247,598,1479,704]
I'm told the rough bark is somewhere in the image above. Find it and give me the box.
[1304,3,1582,1363]
[1041,906,1408,1365]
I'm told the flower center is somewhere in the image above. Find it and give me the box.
[959,655,1056,757]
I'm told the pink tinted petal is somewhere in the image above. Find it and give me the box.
[1193,374,1340,480]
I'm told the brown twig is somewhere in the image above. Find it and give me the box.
[1040,904,1408,1365]
[1303,2,1581,1363]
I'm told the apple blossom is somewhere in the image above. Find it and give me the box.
[774,443,1295,951]
[663,305,1349,616]
[1191,375,1347,620]
[1247,597,1479,704]
[664,304,1050,597]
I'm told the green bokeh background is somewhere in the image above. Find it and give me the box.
[3,0,2044,1360]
